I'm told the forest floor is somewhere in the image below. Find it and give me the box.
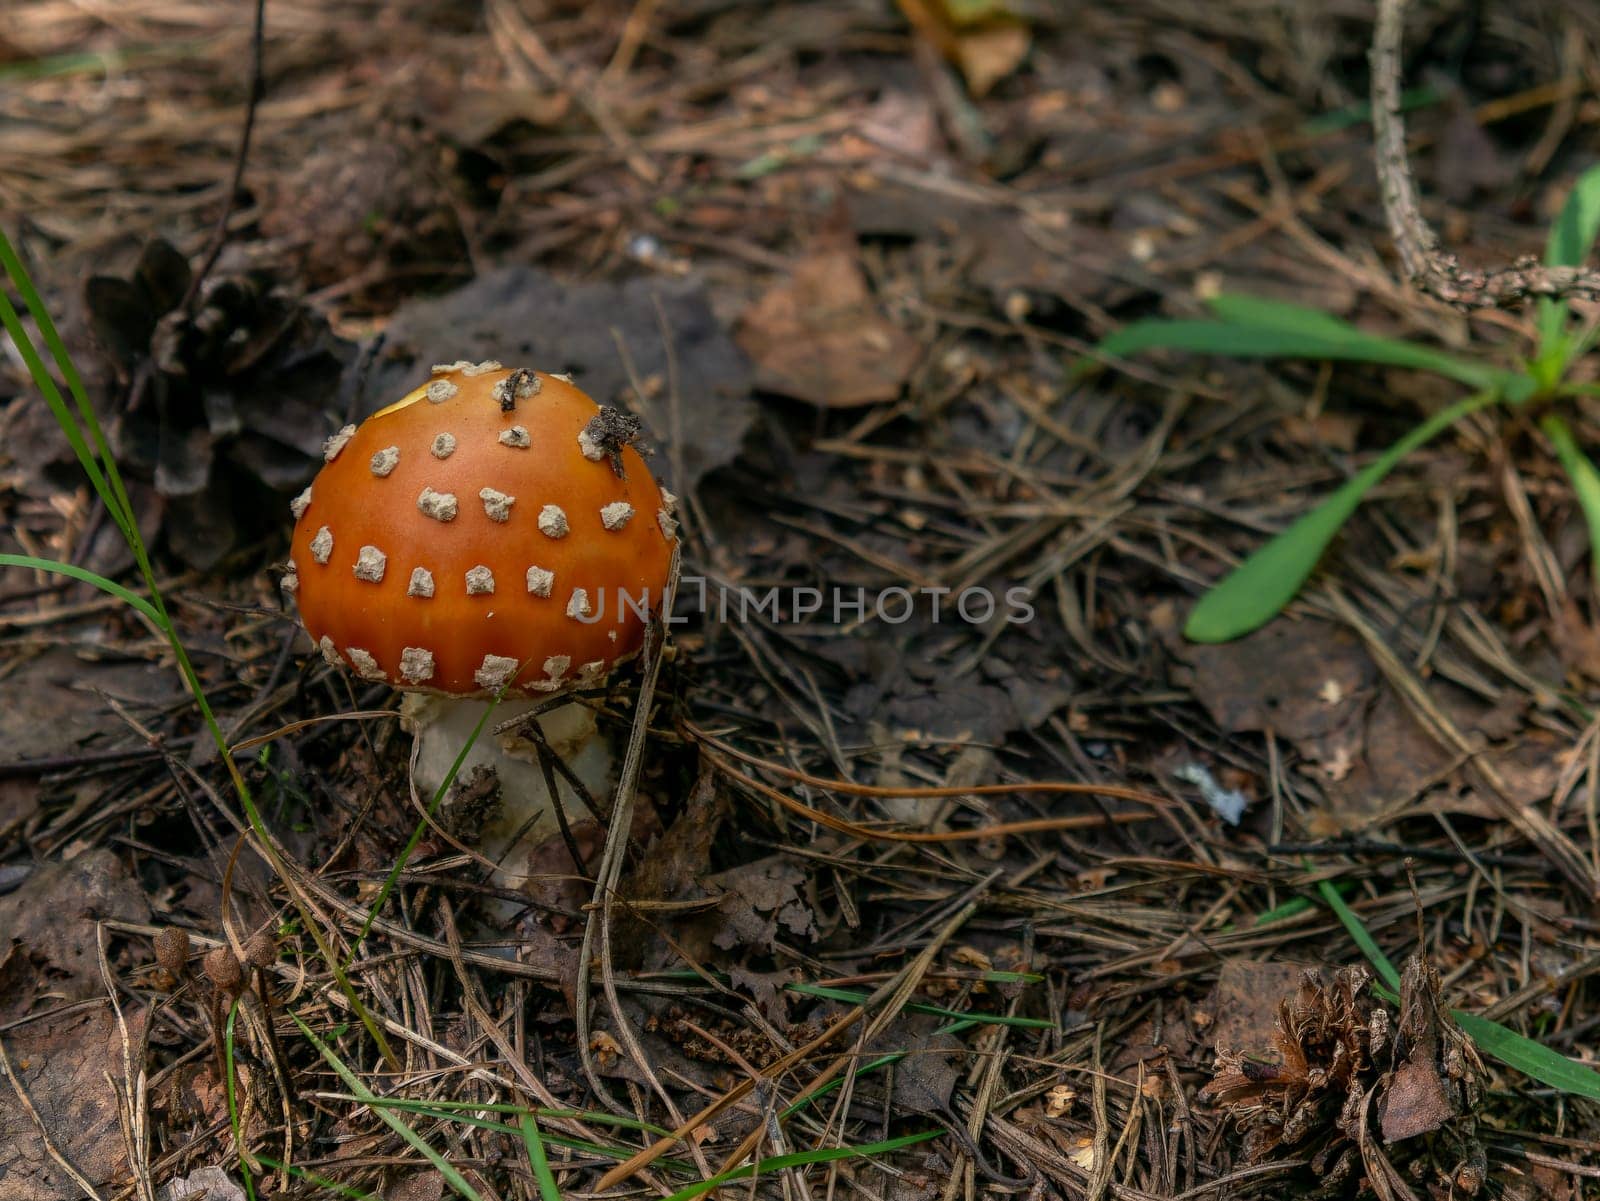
[3,2,1600,1199]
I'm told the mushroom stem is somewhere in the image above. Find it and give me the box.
[402,693,613,884]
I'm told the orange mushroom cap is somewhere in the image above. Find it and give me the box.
[285,363,677,696]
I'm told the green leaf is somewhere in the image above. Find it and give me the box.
[1451,1010,1600,1101]
[1538,164,1600,354]
[1541,414,1600,573]
[1099,297,1506,393]
[292,1014,486,1201]
[1184,389,1497,641]
[1203,294,1373,336]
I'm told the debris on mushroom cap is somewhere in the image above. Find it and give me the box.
[287,365,676,695]
[579,407,646,478]
[491,369,540,410]
[290,486,313,520]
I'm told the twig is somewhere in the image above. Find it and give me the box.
[1371,0,1600,307]
[180,0,267,313]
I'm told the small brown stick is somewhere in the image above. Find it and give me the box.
[574,549,684,1125]
[180,0,268,312]
[685,720,1168,843]
[1371,0,1600,308]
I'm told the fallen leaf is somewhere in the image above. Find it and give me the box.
[706,856,816,953]
[895,0,1032,98]
[0,848,151,997]
[0,1006,136,1201]
[737,250,920,407]
[1206,960,1326,1059]
[160,1167,246,1201]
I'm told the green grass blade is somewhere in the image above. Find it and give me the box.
[1317,879,1600,1098]
[1099,307,1503,393]
[0,272,124,537]
[1299,84,1441,135]
[783,982,1053,1029]
[1316,879,1401,991]
[292,1013,485,1201]
[224,999,259,1201]
[1184,389,1496,641]
[519,1114,563,1201]
[1541,414,1600,573]
[252,1158,375,1200]
[0,553,162,624]
[325,1095,672,1136]
[1,230,399,1068]
[1203,294,1375,337]
[657,1131,941,1201]
[1538,164,1600,354]
[349,687,505,957]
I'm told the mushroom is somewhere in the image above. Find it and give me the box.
[285,362,677,882]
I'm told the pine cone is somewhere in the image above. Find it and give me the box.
[85,240,354,567]
[1203,957,1487,1197]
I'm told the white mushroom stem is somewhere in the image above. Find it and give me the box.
[401,694,614,890]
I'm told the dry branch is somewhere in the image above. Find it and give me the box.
[1371,0,1600,307]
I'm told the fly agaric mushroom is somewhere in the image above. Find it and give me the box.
[285,362,677,879]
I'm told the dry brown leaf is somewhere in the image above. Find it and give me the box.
[895,0,1032,97]
[737,250,920,407]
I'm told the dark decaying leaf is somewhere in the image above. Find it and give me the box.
[736,249,921,408]
[364,267,756,492]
